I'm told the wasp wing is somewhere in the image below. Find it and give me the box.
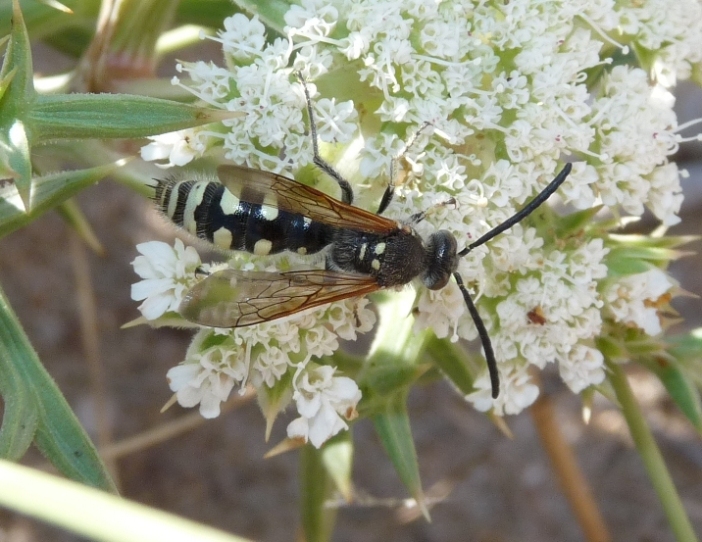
[216,165,398,234]
[180,268,382,328]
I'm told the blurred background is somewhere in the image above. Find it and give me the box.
[0,38,701,542]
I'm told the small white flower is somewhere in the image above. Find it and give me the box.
[219,14,267,61]
[252,346,290,388]
[466,363,540,416]
[558,344,606,393]
[167,344,247,418]
[131,240,201,320]
[140,128,209,168]
[287,365,361,448]
[605,268,673,336]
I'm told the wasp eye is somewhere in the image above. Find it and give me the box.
[422,231,458,290]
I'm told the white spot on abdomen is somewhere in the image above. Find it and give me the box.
[260,205,279,221]
[220,189,241,215]
[213,227,233,249]
[254,239,273,256]
[184,182,208,235]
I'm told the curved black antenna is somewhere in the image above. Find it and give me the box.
[455,163,573,399]
[459,163,572,257]
[454,273,500,399]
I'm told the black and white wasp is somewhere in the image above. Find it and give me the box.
[153,82,572,399]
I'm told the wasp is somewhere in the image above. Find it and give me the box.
[153,81,572,399]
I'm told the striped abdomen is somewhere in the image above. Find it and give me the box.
[155,179,334,256]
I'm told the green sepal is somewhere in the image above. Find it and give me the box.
[320,431,354,502]
[668,329,702,366]
[30,93,240,142]
[554,205,603,238]
[0,120,32,210]
[596,335,629,361]
[605,234,696,277]
[0,162,119,236]
[0,283,116,492]
[666,331,702,432]
[232,0,291,35]
[609,233,699,251]
[371,391,427,519]
[2,0,34,102]
[643,353,702,434]
[176,0,241,29]
[300,443,337,542]
[425,334,476,395]
[258,370,293,441]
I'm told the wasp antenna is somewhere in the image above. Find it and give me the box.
[459,163,573,256]
[454,273,500,399]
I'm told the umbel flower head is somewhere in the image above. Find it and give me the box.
[134,0,701,447]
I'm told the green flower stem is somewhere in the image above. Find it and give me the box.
[607,360,699,542]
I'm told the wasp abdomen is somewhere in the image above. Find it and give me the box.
[155,179,334,256]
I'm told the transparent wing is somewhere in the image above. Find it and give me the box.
[180,268,382,327]
[216,165,398,234]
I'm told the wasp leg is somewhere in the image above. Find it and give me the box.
[297,73,355,206]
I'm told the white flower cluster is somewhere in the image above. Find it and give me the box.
[132,241,374,446]
[137,0,698,429]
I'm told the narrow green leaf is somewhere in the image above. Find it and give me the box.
[2,0,35,101]
[300,444,337,542]
[57,199,105,255]
[0,460,254,542]
[0,162,119,234]
[372,392,427,519]
[0,0,36,209]
[0,65,17,102]
[0,283,116,492]
[30,93,243,142]
[0,390,38,461]
[0,309,38,460]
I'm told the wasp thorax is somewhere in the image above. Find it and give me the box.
[421,230,459,290]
